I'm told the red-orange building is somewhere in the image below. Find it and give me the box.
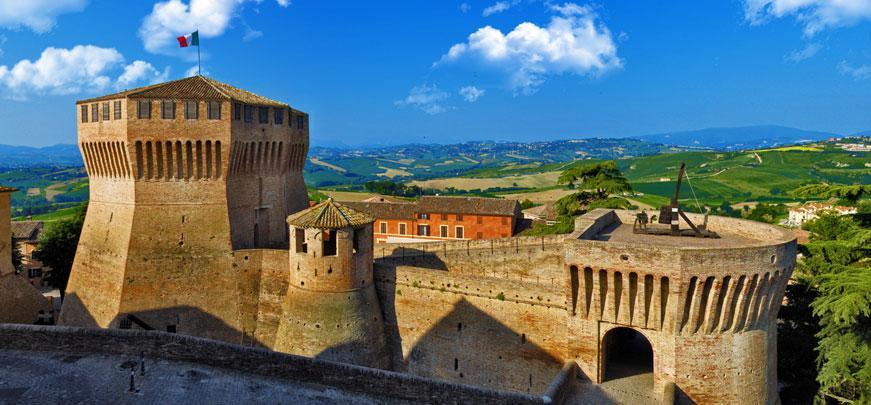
[345,196,520,243]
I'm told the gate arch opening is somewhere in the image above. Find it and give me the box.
[601,327,653,382]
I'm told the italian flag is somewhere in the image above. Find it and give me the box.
[177,31,199,48]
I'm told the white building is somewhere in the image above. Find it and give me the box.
[786,201,857,227]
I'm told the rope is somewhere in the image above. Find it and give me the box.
[685,171,704,213]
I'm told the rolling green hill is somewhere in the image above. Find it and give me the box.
[619,148,869,206]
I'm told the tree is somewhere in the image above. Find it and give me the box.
[10,235,22,271]
[34,203,87,297]
[554,161,633,217]
[745,203,788,224]
[796,211,871,402]
[557,161,631,199]
[792,183,870,204]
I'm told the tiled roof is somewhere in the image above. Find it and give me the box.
[77,75,290,107]
[343,201,417,220]
[522,203,557,221]
[11,221,43,241]
[0,186,16,193]
[417,196,520,217]
[287,199,374,229]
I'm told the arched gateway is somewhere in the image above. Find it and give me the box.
[601,327,654,383]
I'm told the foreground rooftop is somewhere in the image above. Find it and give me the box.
[577,209,794,249]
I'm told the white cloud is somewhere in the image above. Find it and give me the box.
[460,2,471,13]
[184,65,209,77]
[785,43,821,62]
[0,0,87,33]
[243,28,263,41]
[459,86,485,102]
[395,84,450,115]
[438,2,622,93]
[838,60,871,80]
[483,0,518,17]
[0,45,168,99]
[744,0,871,36]
[115,61,170,90]
[0,34,6,58]
[139,0,287,55]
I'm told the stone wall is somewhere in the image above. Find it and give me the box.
[375,235,566,284]
[0,324,546,405]
[374,236,570,394]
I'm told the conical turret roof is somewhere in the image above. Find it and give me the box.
[286,199,374,229]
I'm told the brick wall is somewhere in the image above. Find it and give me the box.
[373,213,516,242]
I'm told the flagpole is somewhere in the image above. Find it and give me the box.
[197,31,201,76]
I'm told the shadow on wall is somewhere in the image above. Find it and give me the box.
[376,265,405,368]
[376,263,563,394]
[110,306,265,348]
[408,299,561,393]
[61,293,266,348]
[377,247,449,271]
[0,273,52,324]
[54,293,99,328]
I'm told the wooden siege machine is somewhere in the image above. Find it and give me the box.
[633,163,720,238]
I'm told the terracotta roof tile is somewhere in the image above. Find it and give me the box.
[77,75,291,107]
[287,199,374,229]
[417,196,520,217]
[342,201,417,220]
[11,221,43,241]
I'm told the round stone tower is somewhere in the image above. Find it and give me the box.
[274,199,389,369]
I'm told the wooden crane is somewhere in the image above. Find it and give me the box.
[633,163,720,238]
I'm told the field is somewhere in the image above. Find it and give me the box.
[408,171,561,190]
[403,147,869,207]
[1,167,89,218]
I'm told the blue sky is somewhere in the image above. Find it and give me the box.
[0,0,870,147]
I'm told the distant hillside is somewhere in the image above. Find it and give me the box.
[0,144,82,168]
[306,138,682,187]
[634,125,834,150]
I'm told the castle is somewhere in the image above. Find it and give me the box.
[56,76,796,404]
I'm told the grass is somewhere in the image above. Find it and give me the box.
[520,215,575,236]
[408,171,561,190]
[15,205,81,222]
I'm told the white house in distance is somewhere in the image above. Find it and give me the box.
[786,200,857,227]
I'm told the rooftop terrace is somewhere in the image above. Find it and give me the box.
[576,209,794,250]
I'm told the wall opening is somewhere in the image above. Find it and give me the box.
[352,228,362,254]
[295,228,307,253]
[601,327,653,383]
[323,230,337,256]
[569,265,579,315]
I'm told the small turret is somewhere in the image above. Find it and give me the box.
[274,199,389,368]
